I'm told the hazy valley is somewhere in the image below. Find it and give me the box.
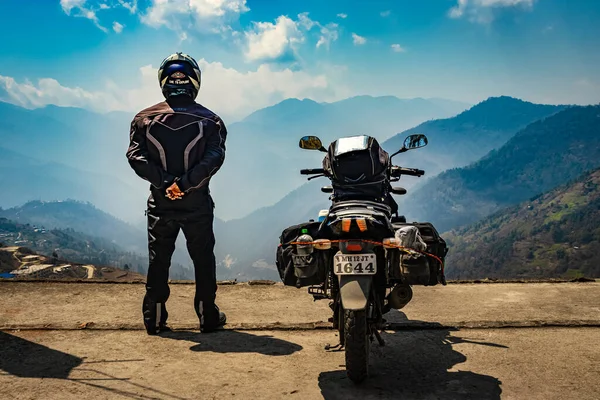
[1,95,598,281]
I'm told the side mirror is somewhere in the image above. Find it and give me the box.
[403,134,428,150]
[390,133,428,159]
[299,136,327,152]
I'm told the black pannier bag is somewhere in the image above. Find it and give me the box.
[322,135,391,203]
[390,222,449,286]
[276,221,331,288]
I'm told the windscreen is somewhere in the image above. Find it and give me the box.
[334,135,369,156]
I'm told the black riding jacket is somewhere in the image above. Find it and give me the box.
[126,96,227,214]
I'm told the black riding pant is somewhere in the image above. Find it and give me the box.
[143,210,219,330]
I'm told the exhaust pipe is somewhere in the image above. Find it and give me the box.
[387,284,413,310]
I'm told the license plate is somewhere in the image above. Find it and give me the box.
[334,253,377,275]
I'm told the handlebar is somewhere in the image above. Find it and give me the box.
[300,168,326,175]
[301,166,424,177]
[391,166,425,177]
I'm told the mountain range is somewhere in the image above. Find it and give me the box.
[207,95,471,219]
[381,96,565,177]
[211,95,564,220]
[0,216,148,275]
[2,95,599,281]
[443,167,600,279]
[212,97,574,279]
[0,96,470,223]
[0,101,146,222]
[0,200,195,279]
[0,200,143,253]
[0,145,142,223]
[403,104,600,232]
[213,179,329,280]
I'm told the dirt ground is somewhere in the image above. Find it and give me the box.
[1,281,599,399]
[1,281,599,330]
[1,328,599,400]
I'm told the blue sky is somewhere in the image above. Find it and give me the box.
[0,0,599,120]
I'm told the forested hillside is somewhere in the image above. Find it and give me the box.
[405,105,600,232]
[444,168,600,279]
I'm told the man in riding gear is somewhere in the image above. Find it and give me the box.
[127,52,227,335]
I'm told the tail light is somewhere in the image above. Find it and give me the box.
[341,218,352,232]
[356,218,368,232]
[345,242,363,252]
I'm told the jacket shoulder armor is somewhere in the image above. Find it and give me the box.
[132,101,172,123]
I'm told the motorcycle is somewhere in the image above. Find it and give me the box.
[276,133,448,383]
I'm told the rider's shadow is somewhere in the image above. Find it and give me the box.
[318,310,505,400]
[159,330,303,356]
[0,331,83,379]
[0,331,185,400]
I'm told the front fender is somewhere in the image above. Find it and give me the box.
[338,275,372,311]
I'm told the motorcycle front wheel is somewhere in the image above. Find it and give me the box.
[343,309,369,383]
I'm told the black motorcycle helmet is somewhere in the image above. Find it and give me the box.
[158,52,201,100]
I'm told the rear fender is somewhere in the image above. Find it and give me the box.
[338,275,372,311]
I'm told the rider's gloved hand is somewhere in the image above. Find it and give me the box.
[166,182,184,200]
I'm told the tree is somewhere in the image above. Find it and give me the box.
[551,226,566,242]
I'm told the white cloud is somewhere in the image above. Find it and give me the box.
[380,10,391,17]
[117,0,137,13]
[139,7,338,58]
[244,15,304,62]
[352,33,367,45]
[0,61,349,120]
[337,13,347,19]
[391,44,406,53]
[195,61,348,117]
[297,12,316,30]
[449,0,536,24]
[316,23,339,49]
[142,0,249,32]
[62,0,243,34]
[295,13,339,50]
[61,2,339,57]
[113,21,124,33]
[59,0,116,32]
[0,74,119,112]
[60,0,86,14]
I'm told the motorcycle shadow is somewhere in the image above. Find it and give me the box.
[158,330,303,356]
[318,310,504,400]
